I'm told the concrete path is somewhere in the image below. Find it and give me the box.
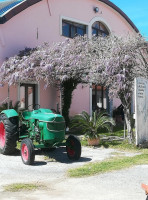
[0,146,147,200]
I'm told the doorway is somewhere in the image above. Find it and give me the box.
[20,84,36,110]
[92,85,107,112]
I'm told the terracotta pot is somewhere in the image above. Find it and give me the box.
[87,137,100,146]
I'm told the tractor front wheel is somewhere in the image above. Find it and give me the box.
[66,135,81,160]
[21,138,35,165]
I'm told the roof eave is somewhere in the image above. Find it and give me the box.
[0,0,42,24]
[0,0,139,33]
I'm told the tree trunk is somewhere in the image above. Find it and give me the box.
[61,79,78,127]
[124,108,133,143]
[119,93,134,144]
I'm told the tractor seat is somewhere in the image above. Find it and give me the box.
[22,111,32,120]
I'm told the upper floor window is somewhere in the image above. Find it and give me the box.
[62,20,86,38]
[92,21,109,37]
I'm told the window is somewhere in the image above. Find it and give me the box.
[92,21,109,37]
[62,20,86,38]
[20,84,35,110]
[92,85,107,112]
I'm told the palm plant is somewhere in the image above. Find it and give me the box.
[70,111,115,139]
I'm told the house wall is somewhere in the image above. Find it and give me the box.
[70,84,90,115]
[0,84,17,106]
[0,0,136,114]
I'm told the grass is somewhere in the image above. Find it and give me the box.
[111,124,125,137]
[80,124,142,152]
[68,154,148,177]
[16,141,21,150]
[4,183,43,192]
[100,140,139,151]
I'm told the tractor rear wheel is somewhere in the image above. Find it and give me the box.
[0,114,18,155]
[66,135,81,160]
[21,138,35,165]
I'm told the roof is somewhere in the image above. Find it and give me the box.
[0,0,42,24]
[0,0,25,17]
[99,0,139,32]
[0,0,139,33]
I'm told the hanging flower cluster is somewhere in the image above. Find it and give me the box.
[0,34,147,95]
[0,36,94,87]
[103,34,148,102]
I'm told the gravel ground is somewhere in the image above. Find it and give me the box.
[0,146,147,200]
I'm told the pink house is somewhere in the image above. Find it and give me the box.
[0,0,138,115]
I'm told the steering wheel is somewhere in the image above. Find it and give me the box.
[27,104,40,110]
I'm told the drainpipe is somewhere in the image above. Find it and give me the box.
[8,85,10,109]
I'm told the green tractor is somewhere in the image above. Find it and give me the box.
[0,107,81,165]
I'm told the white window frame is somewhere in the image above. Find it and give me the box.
[60,16,89,37]
[60,16,111,39]
[89,16,111,38]
[17,81,40,107]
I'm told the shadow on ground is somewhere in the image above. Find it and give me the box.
[36,147,92,164]
[7,148,20,156]
[33,161,47,166]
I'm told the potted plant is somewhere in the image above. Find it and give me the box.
[70,111,115,146]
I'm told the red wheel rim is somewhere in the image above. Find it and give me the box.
[67,140,75,157]
[21,144,29,161]
[0,122,5,147]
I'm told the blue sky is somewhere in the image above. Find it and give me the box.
[111,0,148,38]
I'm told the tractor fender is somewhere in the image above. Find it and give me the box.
[1,109,19,118]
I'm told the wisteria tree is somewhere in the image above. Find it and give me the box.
[0,36,93,125]
[97,34,148,143]
[0,35,115,126]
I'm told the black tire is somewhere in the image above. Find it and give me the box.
[21,138,35,165]
[0,114,18,155]
[66,135,81,160]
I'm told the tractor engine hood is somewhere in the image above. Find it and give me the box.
[22,108,65,122]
